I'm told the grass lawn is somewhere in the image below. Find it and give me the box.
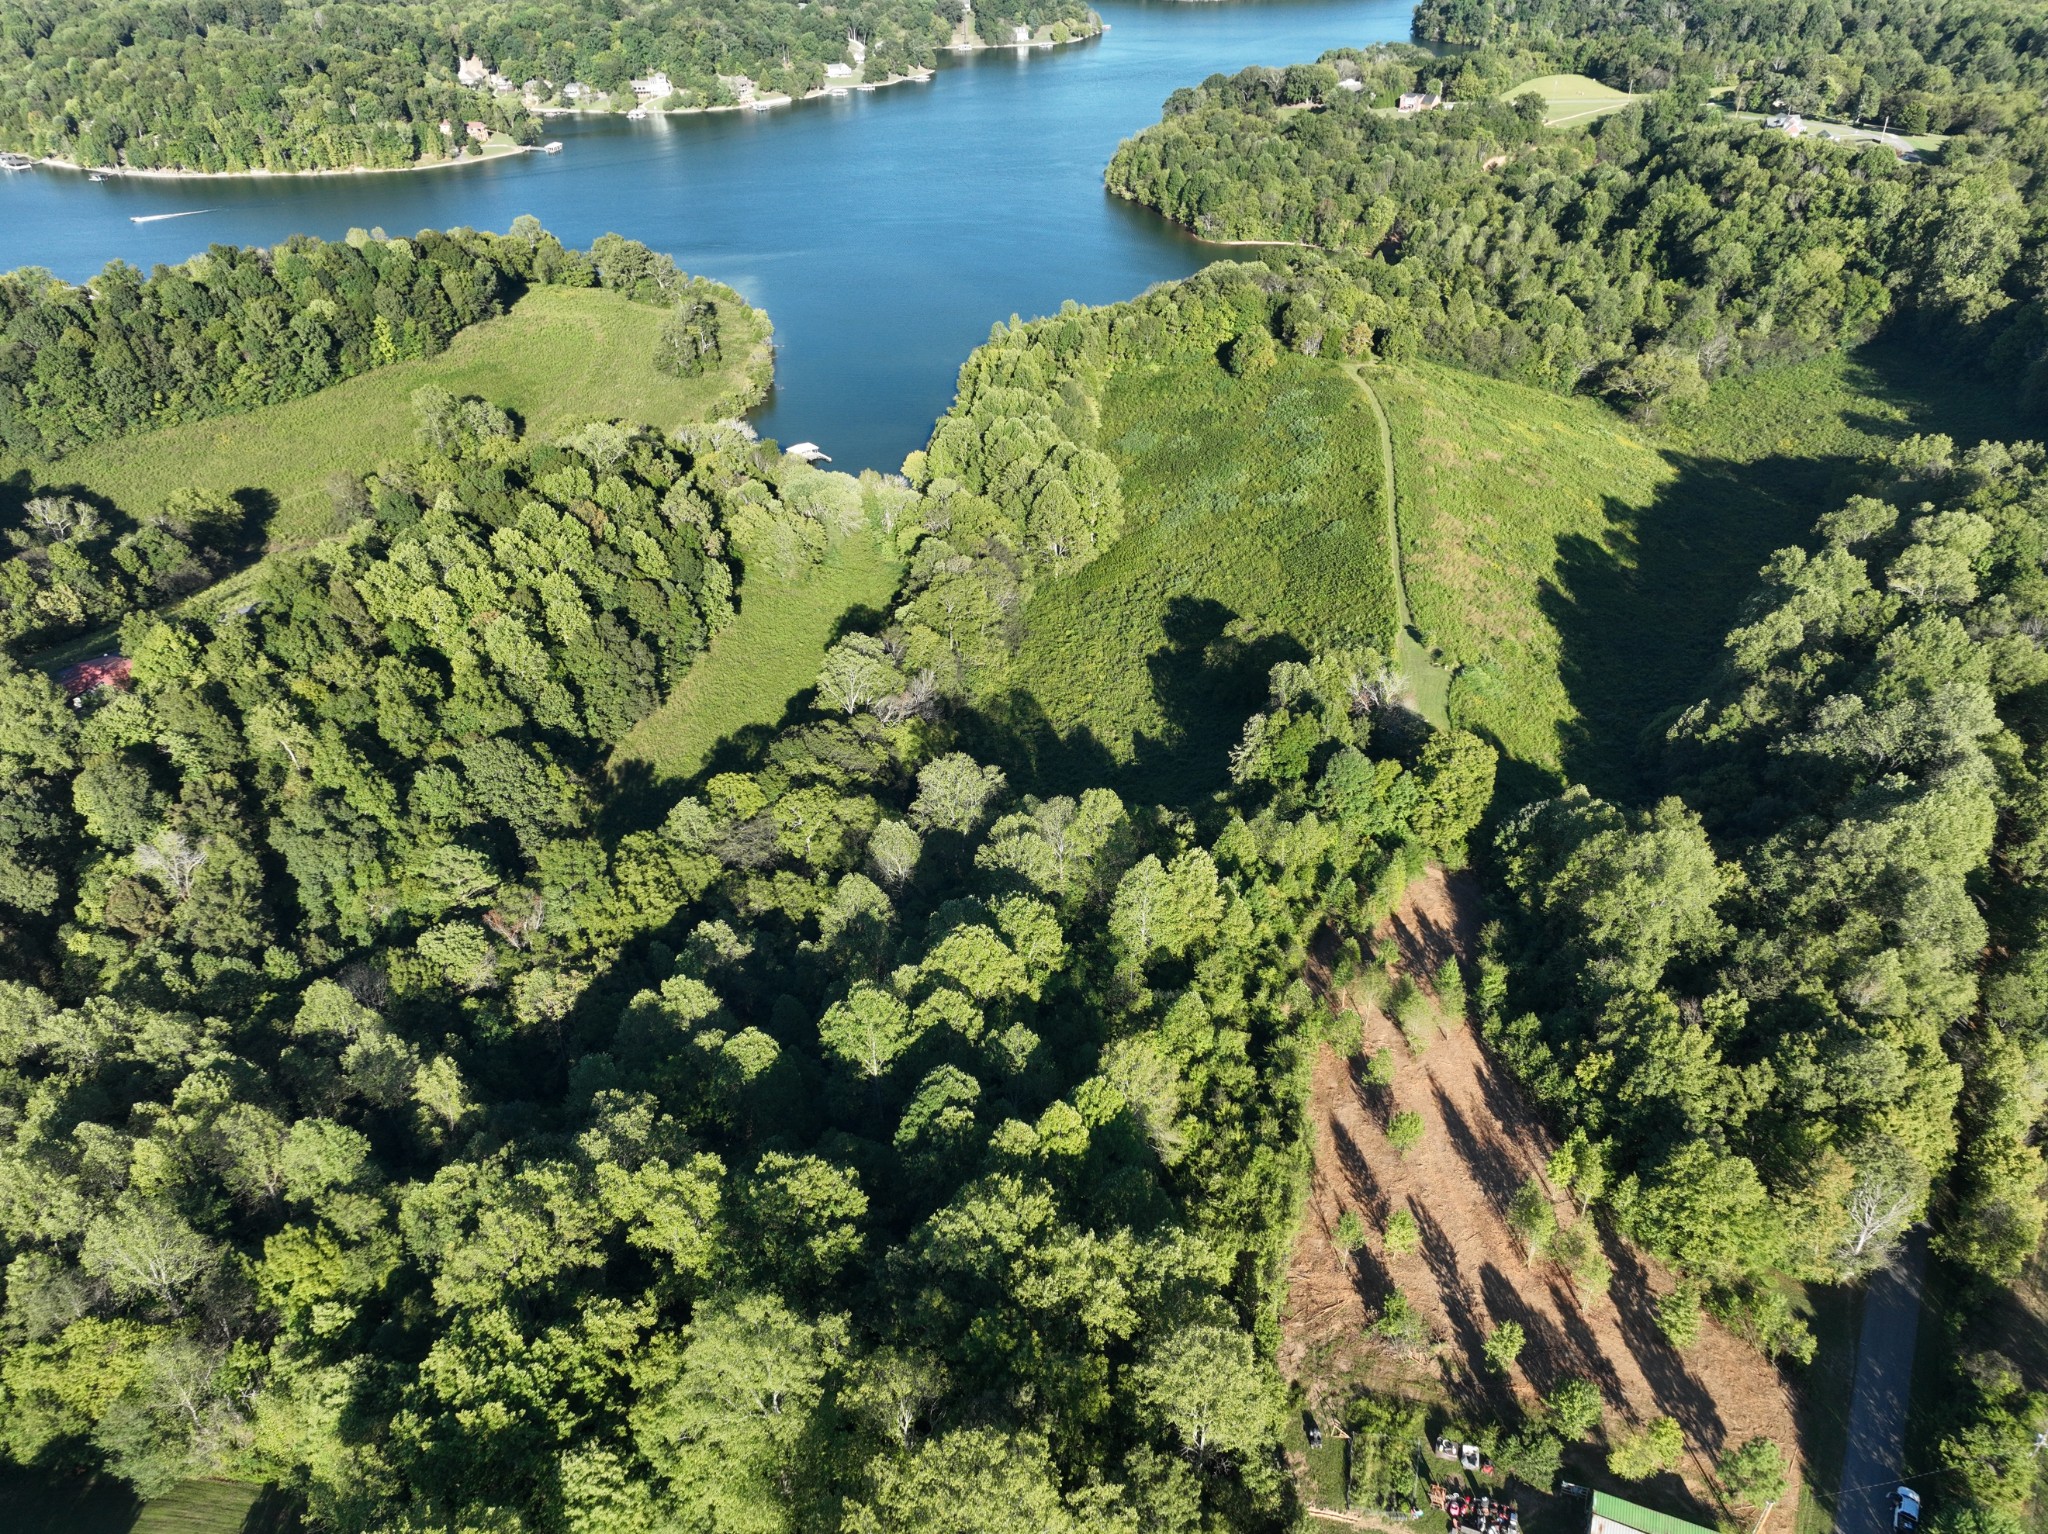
[1505,74,1636,125]
[972,352,1396,807]
[611,523,901,782]
[5,284,769,553]
[1380,343,2023,806]
[1791,1283,1864,1534]
[0,1467,296,1534]
[1375,359,1672,799]
[1714,105,1945,154]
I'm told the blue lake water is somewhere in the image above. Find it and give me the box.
[0,0,1412,470]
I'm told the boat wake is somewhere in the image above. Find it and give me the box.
[130,209,215,224]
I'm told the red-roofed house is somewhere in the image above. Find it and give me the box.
[59,654,132,700]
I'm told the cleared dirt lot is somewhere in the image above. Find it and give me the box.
[1281,868,1802,1509]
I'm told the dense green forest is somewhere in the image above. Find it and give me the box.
[0,0,1098,173]
[1488,442,2048,1520]
[1413,0,2048,136]
[1107,63,2045,417]
[0,240,1502,1528]
[5,0,2048,1517]
[1100,21,2048,1528]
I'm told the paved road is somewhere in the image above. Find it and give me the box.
[1834,1228,1928,1534]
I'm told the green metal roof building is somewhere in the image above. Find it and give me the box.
[1589,1491,1720,1534]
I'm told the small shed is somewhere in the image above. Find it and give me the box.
[59,654,132,701]
[1589,1491,1718,1534]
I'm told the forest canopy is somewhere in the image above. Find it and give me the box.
[0,239,1505,1529]
[0,0,1099,172]
[1107,55,2048,420]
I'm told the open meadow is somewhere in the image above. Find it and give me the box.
[2,285,769,552]
[1504,74,1636,125]
[976,352,1397,805]
[1379,344,2023,804]
[611,523,902,782]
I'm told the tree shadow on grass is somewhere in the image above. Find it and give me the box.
[964,594,1307,809]
[1538,342,2027,808]
[1538,450,1850,806]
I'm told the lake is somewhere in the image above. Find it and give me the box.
[0,0,1413,470]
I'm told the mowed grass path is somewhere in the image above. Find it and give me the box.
[8,285,769,550]
[612,528,901,781]
[1506,73,1636,125]
[981,353,1395,805]
[1376,360,1672,791]
[1380,345,2024,802]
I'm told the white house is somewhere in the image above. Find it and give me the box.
[1398,91,1444,113]
[1336,78,1365,92]
[630,71,674,99]
[1013,25,1031,42]
[458,54,489,87]
[825,61,854,78]
[1764,111,1805,135]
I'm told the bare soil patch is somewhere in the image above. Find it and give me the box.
[1282,867,1802,1512]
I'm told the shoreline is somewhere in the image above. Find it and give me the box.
[12,22,1106,183]
[37,145,540,182]
[1103,185,1319,249]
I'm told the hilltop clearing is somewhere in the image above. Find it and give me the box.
[976,350,1398,805]
[1504,73,1635,124]
[1377,345,2021,803]
[7,284,770,554]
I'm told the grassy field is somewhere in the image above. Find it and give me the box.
[0,1467,295,1534]
[611,524,901,782]
[6,284,770,552]
[1506,73,1636,125]
[1379,344,2023,804]
[1375,360,1673,798]
[975,352,1396,806]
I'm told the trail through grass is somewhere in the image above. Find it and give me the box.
[1350,366,1451,729]
[612,527,901,782]
[1505,73,1635,125]
[976,352,1396,806]
[5,285,769,552]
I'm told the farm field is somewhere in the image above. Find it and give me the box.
[611,521,901,781]
[1505,73,1636,125]
[1380,345,2023,804]
[977,352,1397,806]
[3,284,769,552]
[1283,868,1802,1525]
